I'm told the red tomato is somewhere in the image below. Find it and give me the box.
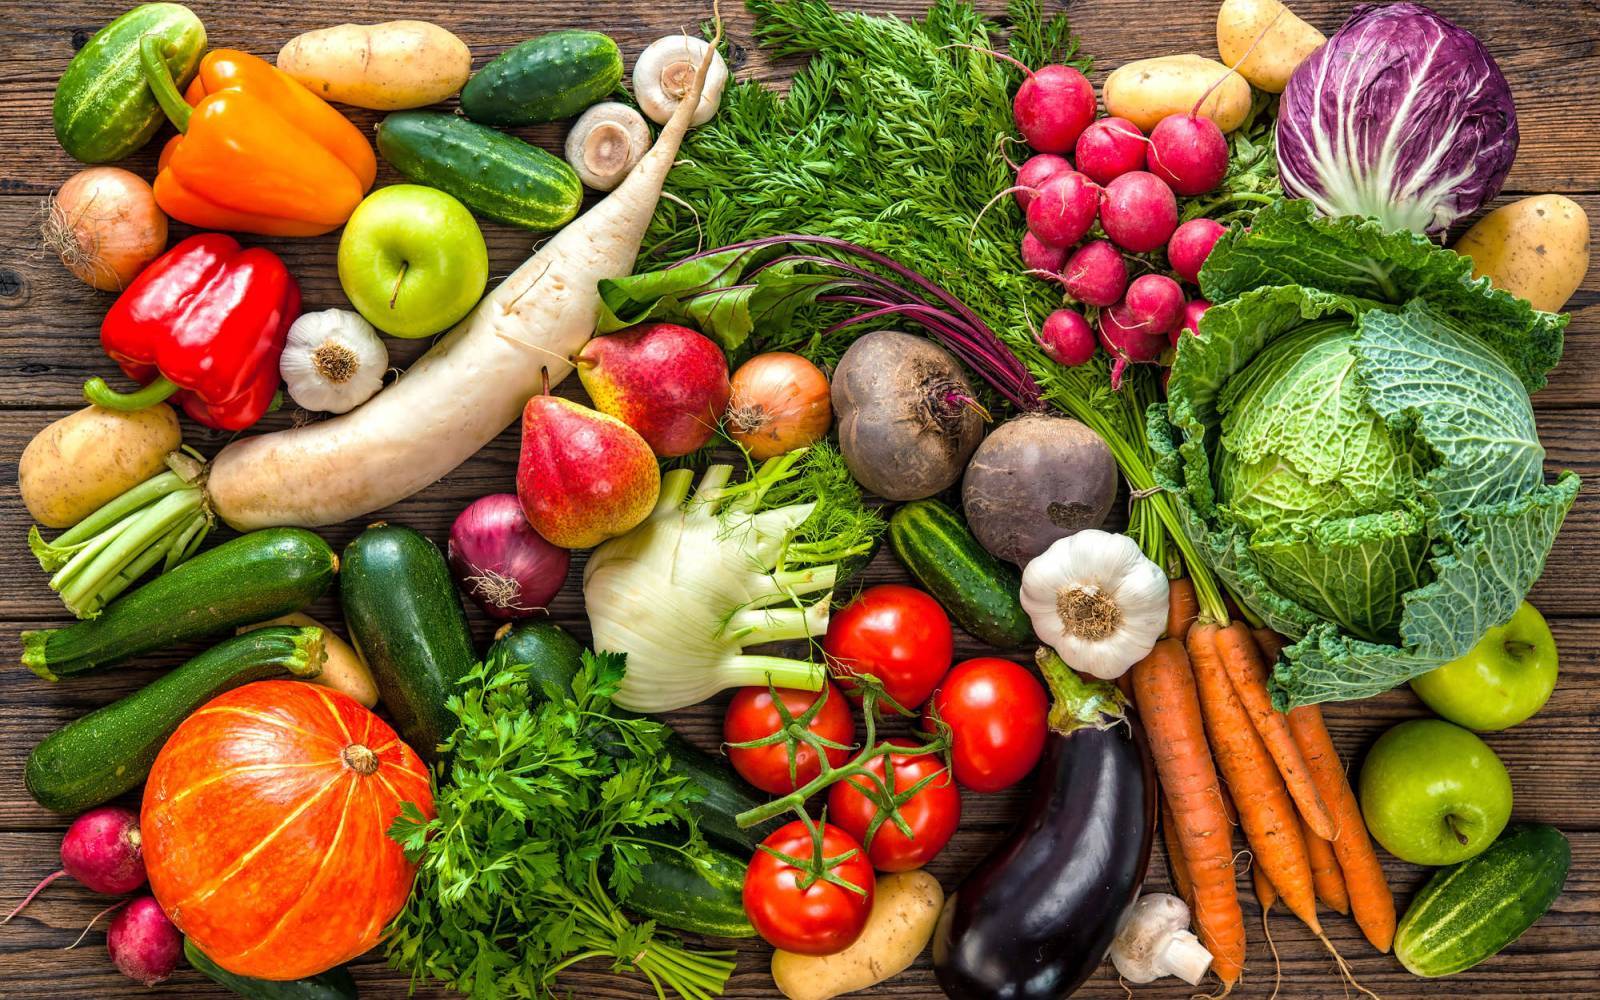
[724,683,854,795]
[823,584,953,712]
[827,737,961,871]
[743,820,876,955]
[926,657,1049,793]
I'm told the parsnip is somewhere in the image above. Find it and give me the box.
[206,17,723,531]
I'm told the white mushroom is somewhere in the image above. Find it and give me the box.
[633,35,728,126]
[1110,893,1214,985]
[565,102,652,191]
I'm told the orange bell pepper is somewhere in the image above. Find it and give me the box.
[140,38,376,237]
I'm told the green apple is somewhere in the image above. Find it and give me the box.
[1411,601,1558,731]
[337,184,488,339]
[1359,719,1512,867]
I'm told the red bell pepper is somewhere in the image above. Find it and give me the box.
[87,234,301,431]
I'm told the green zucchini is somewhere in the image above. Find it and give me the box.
[53,3,206,162]
[624,839,755,939]
[486,620,585,696]
[890,500,1032,648]
[341,523,475,761]
[22,528,337,681]
[376,112,582,231]
[25,627,324,814]
[185,939,357,1000]
[1395,823,1571,977]
[460,30,623,126]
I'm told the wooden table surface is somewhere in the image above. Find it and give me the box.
[1,0,1597,997]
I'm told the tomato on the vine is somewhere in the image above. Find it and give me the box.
[926,657,1049,793]
[823,584,953,712]
[743,820,876,955]
[827,737,961,871]
[724,683,854,795]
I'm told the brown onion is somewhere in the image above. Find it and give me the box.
[41,167,167,292]
[726,352,832,459]
[448,494,570,621]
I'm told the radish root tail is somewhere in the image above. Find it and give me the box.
[2,869,66,925]
[1192,9,1284,118]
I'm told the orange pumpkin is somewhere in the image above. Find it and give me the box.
[141,680,433,980]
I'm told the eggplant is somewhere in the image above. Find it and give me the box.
[934,650,1157,1000]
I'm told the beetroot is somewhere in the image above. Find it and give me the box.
[1124,274,1186,337]
[1014,65,1096,153]
[1168,218,1227,285]
[1021,232,1068,274]
[1014,153,1070,210]
[3,807,144,925]
[1026,171,1099,248]
[1074,117,1147,185]
[1099,171,1179,253]
[107,896,181,987]
[1177,299,1211,346]
[1146,113,1229,197]
[1061,240,1129,307]
[1038,309,1097,366]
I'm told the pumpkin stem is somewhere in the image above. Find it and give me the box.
[341,744,380,775]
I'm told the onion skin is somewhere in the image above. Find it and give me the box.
[42,167,167,292]
[726,352,832,460]
[448,494,570,621]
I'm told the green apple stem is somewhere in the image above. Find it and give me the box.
[389,260,409,310]
[1446,814,1470,846]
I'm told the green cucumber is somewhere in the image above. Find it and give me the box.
[185,939,357,1000]
[25,627,324,814]
[890,500,1032,648]
[53,3,206,162]
[1395,823,1571,977]
[376,112,581,231]
[624,840,755,939]
[22,528,337,681]
[341,523,475,761]
[460,30,623,126]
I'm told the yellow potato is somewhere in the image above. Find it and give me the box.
[277,20,471,111]
[771,870,943,1000]
[1103,54,1253,133]
[1216,0,1325,93]
[19,403,180,528]
[240,612,381,708]
[1453,195,1591,313]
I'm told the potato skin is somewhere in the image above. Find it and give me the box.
[239,612,381,708]
[276,20,471,111]
[1216,0,1325,94]
[771,870,943,1000]
[1453,195,1590,313]
[1103,54,1253,133]
[20,404,180,528]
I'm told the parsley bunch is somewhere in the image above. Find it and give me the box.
[386,652,735,1000]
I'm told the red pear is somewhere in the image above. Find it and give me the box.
[575,322,731,457]
[516,391,660,549]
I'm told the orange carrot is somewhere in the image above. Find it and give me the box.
[1215,623,1336,840]
[1161,795,1194,906]
[1188,624,1321,933]
[1303,815,1350,915]
[1132,637,1245,986]
[1251,627,1284,662]
[1167,577,1199,641]
[1287,704,1396,953]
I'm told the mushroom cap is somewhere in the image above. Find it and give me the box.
[632,35,729,127]
[564,102,652,191]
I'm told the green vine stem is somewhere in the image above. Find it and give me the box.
[1036,647,1128,734]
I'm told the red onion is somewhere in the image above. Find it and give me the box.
[448,494,570,620]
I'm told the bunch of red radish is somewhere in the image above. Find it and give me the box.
[999,56,1231,384]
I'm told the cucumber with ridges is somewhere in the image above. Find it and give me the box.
[185,938,357,1000]
[460,30,623,126]
[341,523,475,761]
[25,627,324,814]
[625,839,755,939]
[22,528,337,681]
[53,3,206,162]
[890,500,1032,648]
[1395,823,1571,977]
[377,111,582,231]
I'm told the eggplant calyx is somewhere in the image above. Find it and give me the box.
[1036,647,1128,735]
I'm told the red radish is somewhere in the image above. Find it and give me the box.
[106,896,181,987]
[1038,309,1097,366]
[1124,274,1186,337]
[3,807,144,925]
[1177,299,1211,346]
[1099,171,1179,253]
[1074,117,1147,185]
[1014,153,1070,210]
[1099,304,1170,388]
[1022,232,1068,274]
[1061,240,1129,307]
[1026,171,1099,247]
[1146,113,1229,196]
[1168,218,1227,284]
[1014,64,1096,153]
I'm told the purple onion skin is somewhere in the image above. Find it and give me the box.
[448,494,571,621]
[107,896,181,987]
